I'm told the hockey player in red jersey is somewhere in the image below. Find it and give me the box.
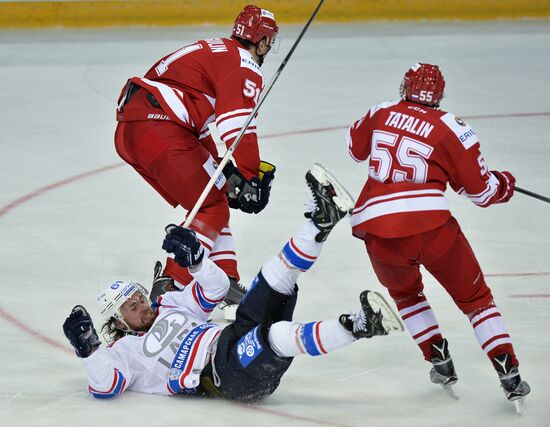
[114,5,278,308]
[346,63,530,407]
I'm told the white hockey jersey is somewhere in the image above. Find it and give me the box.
[82,259,229,398]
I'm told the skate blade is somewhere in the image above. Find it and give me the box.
[513,398,524,416]
[310,163,356,212]
[223,304,238,322]
[442,384,459,400]
[367,291,404,332]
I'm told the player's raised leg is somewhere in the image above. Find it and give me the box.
[268,290,402,359]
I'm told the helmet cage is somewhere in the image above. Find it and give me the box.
[400,63,445,107]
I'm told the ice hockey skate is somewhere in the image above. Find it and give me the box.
[429,338,459,400]
[493,353,531,415]
[217,278,247,321]
[305,163,355,242]
[339,290,404,339]
[150,261,245,321]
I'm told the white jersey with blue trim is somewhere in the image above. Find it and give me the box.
[82,259,229,398]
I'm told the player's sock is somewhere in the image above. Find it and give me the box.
[261,221,322,295]
[267,320,354,358]
[468,302,517,364]
[396,292,443,360]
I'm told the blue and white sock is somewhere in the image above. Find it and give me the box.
[261,221,322,295]
[268,320,354,358]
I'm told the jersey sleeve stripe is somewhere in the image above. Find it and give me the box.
[88,369,126,399]
[220,127,257,144]
[459,173,499,206]
[192,283,222,312]
[216,108,253,123]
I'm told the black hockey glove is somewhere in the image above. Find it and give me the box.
[63,305,101,358]
[162,224,205,268]
[224,161,275,214]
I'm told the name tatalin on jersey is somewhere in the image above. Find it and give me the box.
[385,111,434,138]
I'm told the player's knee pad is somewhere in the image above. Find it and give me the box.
[261,256,299,296]
[267,321,302,358]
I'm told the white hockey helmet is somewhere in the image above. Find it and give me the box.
[97,280,149,322]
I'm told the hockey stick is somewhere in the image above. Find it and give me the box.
[183,0,325,227]
[516,186,550,204]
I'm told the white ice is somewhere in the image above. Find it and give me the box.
[1,20,549,427]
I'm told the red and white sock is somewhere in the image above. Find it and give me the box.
[397,293,443,360]
[469,303,517,364]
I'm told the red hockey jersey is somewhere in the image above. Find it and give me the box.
[347,99,506,238]
[117,37,264,179]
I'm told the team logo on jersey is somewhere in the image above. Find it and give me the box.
[169,368,182,381]
[143,313,188,357]
[236,325,264,368]
[455,116,466,126]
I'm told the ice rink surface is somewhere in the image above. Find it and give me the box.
[1,19,550,427]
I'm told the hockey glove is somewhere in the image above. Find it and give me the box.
[224,161,276,214]
[492,170,516,203]
[162,224,205,268]
[63,305,101,358]
[256,160,276,213]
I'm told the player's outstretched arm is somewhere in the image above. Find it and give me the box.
[64,306,130,398]
[162,225,230,304]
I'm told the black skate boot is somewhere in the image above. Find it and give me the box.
[305,163,355,242]
[339,290,403,339]
[217,278,247,321]
[150,261,177,302]
[150,262,246,321]
[429,339,459,399]
[493,353,531,413]
[430,339,458,386]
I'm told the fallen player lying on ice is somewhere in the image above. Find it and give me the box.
[63,164,403,400]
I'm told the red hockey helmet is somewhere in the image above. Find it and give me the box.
[232,5,279,46]
[400,63,445,107]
